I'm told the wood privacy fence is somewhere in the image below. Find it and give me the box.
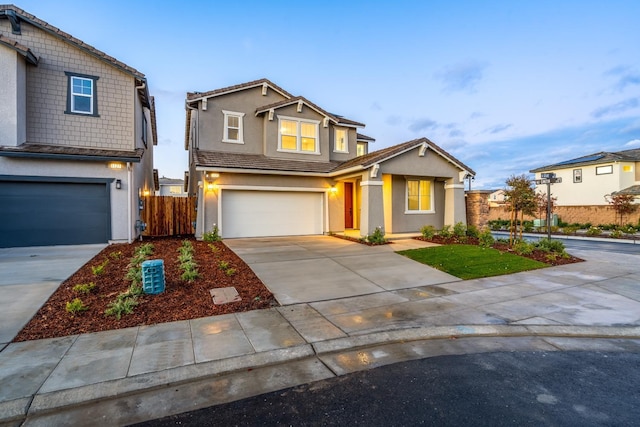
[141,196,196,236]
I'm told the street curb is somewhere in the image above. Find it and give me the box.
[7,325,640,425]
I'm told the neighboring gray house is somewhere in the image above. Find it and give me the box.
[185,78,474,239]
[157,177,187,197]
[0,5,157,247]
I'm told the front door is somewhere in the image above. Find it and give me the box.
[344,182,353,228]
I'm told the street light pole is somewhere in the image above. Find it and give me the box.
[535,173,562,241]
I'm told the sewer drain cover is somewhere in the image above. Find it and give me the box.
[210,287,241,305]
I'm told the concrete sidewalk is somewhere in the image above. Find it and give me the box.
[1,240,640,425]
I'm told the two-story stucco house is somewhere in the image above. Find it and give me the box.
[530,149,640,206]
[185,78,474,239]
[0,5,157,248]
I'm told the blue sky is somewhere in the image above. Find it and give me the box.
[15,0,640,189]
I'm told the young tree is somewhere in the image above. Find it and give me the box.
[535,191,557,232]
[503,174,537,244]
[605,193,638,226]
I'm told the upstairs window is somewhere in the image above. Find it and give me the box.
[278,116,320,154]
[334,128,348,153]
[357,142,367,156]
[222,110,245,143]
[406,179,433,213]
[65,72,99,116]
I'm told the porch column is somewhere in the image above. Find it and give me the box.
[360,180,384,236]
[444,180,467,226]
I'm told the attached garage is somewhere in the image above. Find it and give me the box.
[0,179,111,248]
[221,190,324,238]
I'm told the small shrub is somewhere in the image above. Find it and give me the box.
[420,225,436,239]
[203,224,222,242]
[66,298,88,314]
[545,252,559,263]
[73,282,96,294]
[562,226,578,235]
[366,227,387,244]
[218,260,229,270]
[225,268,237,276]
[109,251,123,260]
[91,259,109,276]
[137,243,154,256]
[622,225,636,235]
[586,226,602,236]
[105,296,138,320]
[535,238,566,254]
[478,228,495,248]
[208,243,220,253]
[453,222,467,238]
[466,225,480,239]
[513,241,533,256]
[438,225,452,238]
[523,221,534,233]
[181,268,199,282]
[610,229,623,238]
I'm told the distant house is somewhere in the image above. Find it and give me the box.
[488,189,507,207]
[0,5,157,247]
[157,177,187,197]
[530,149,640,206]
[185,78,474,239]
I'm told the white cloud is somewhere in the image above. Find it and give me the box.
[624,139,640,147]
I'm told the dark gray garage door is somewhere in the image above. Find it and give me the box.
[0,180,110,247]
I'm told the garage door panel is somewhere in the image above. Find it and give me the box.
[222,190,323,238]
[0,181,110,247]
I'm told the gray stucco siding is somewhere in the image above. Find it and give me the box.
[378,146,464,182]
[389,174,445,232]
[197,87,288,155]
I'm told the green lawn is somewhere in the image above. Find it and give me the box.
[397,245,548,280]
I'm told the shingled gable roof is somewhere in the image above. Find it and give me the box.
[1,4,151,109]
[530,148,640,173]
[333,138,476,175]
[0,33,37,64]
[255,96,365,127]
[193,137,475,177]
[0,143,144,162]
[0,5,145,80]
[357,133,376,142]
[186,78,294,102]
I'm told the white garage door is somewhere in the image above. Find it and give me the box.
[221,190,324,238]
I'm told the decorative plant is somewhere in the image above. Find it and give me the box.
[203,224,222,242]
[366,226,387,244]
[225,268,237,276]
[73,282,96,294]
[420,225,436,239]
[478,228,495,248]
[91,259,109,276]
[66,298,88,314]
[438,225,452,238]
[177,240,199,282]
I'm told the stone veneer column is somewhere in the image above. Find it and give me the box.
[466,190,492,229]
[359,180,384,236]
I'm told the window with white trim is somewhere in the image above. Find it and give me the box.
[278,116,320,154]
[357,142,367,156]
[65,72,99,116]
[406,179,433,212]
[222,110,245,143]
[334,128,348,153]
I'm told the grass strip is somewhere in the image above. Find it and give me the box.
[398,244,548,280]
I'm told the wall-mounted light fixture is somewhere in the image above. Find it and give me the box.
[330,185,338,194]
[206,182,215,191]
[107,162,124,169]
[115,179,122,189]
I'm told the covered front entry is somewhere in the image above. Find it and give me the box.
[221,189,324,238]
[0,180,111,247]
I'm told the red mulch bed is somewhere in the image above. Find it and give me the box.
[13,237,277,342]
[414,236,584,266]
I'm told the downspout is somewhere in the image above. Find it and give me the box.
[127,162,133,243]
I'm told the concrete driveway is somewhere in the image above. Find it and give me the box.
[0,244,106,347]
[225,236,459,305]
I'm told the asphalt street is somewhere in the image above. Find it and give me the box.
[135,350,640,426]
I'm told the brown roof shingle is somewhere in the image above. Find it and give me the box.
[0,143,144,162]
[194,150,342,174]
[186,78,293,101]
[0,33,37,64]
[0,4,145,79]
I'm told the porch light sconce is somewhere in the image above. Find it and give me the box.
[107,162,124,170]
[115,179,122,189]
[330,185,338,194]
[206,182,216,191]
[142,189,150,197]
